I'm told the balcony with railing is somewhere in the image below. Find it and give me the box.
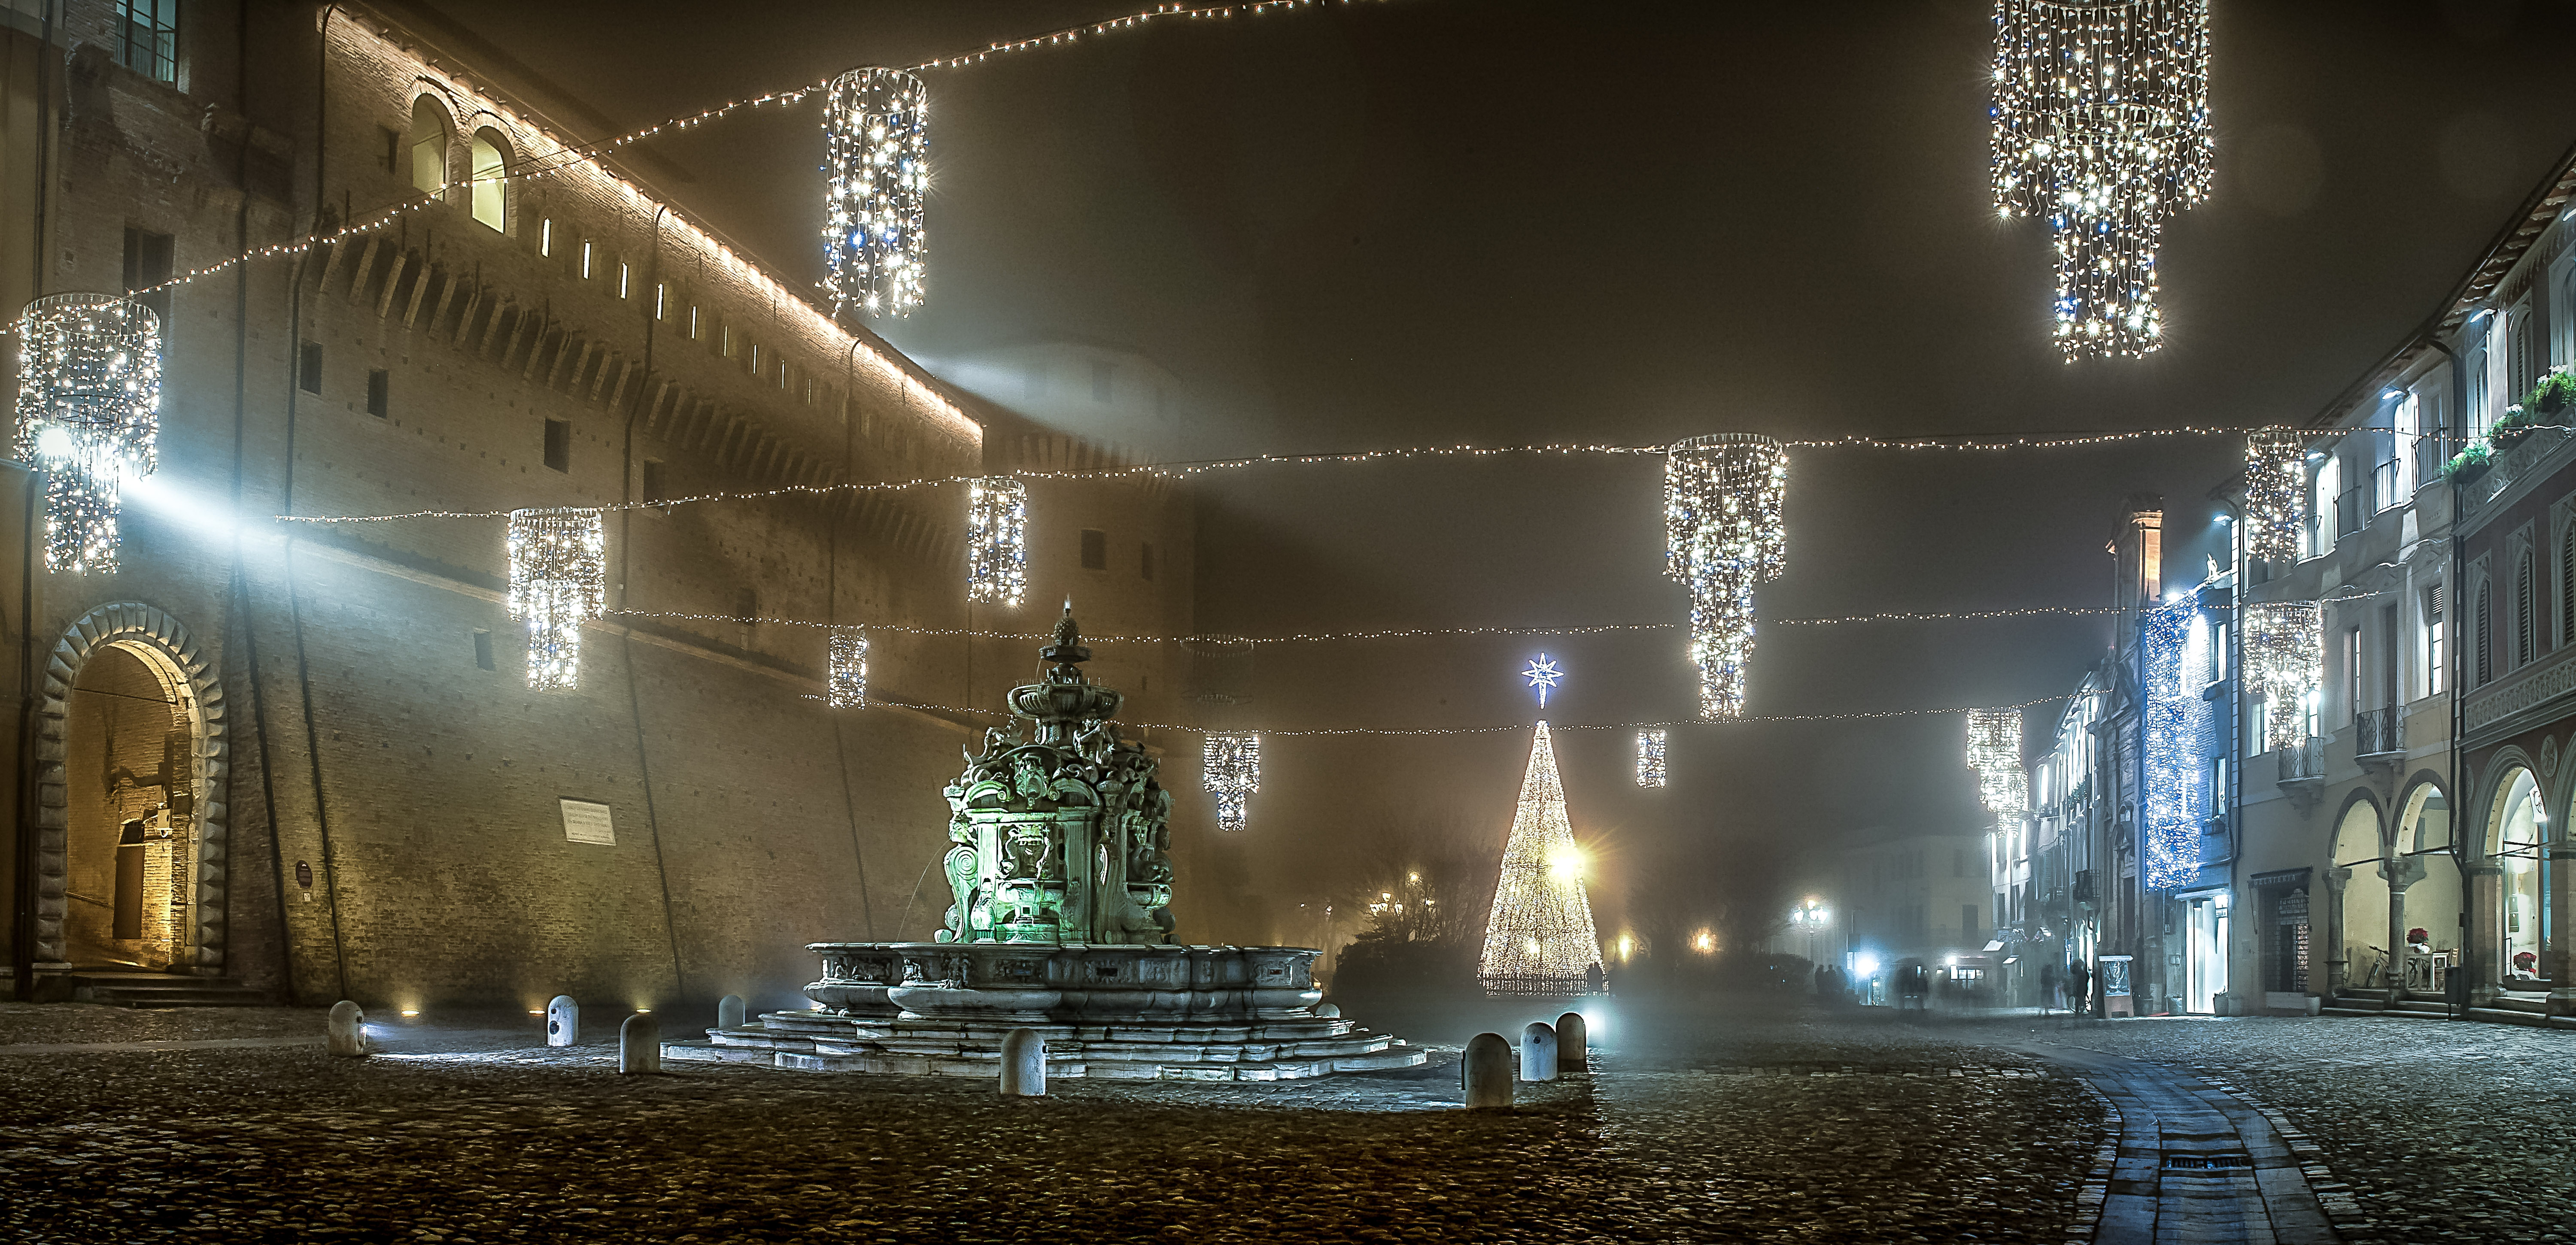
[2334,486,2367,538]
[2278,736,2327,787]
[2355,706,2404,760]
[2370,459,2402,514]
[2416,433,2452,488]
[2461,422,2574,513]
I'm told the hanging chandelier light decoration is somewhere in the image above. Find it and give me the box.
[505,509,607,692]
[1965,708,2029,815]
[965,476,1027,607]
[2246,601,2321,751]
[1664,434,1789,719]
[828,629,869,708]
[13,292,163,574]
[1203,732,1260,833]
[1635,728,1668,788]
[822,66,929,318]
[2242,429,2306,567]
[1991,0,2214,359]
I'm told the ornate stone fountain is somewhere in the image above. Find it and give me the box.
[667,611,1422,1080]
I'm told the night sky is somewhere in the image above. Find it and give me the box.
[416,0,2576,939]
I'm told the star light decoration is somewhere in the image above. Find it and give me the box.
[1479,721,1603,995]
[2242,430,2307,567]
[822,67,928,318]
[965,477,1028,607]
[2246,601,2321,752]
[13,292,163,573]
[828,629,869,709]
[2140,597,2208,890]
[1636,728,1667,788]
[1665,434,1789,719]
[1522,654,1564,709]
[1991,0,2214,359]
[505,509,606,692]
[1203,732,1260,833]
[1965,708,2029,815]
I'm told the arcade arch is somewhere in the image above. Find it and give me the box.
[2489,766,2547,985]
[2396,781,2461,988]
[2331,800,2388,988]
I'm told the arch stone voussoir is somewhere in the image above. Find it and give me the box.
[30,602,232,974]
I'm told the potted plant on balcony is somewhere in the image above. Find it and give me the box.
[2491,405,2536,453]
[2444,440,2492,485]
[2525,365,2576,418]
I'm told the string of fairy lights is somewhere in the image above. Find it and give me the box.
[608,603,2127,643]
[854,691,2073,737]
[265,420,2507,530]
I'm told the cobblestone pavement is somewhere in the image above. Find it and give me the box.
[0,998,2115,1243]
[1586,1000,2102,1243]
[1948,1011,2576,1245]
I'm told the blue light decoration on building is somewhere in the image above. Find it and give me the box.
[2140,598,2209,891]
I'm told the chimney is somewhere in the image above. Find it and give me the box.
[2117,494,2163,606]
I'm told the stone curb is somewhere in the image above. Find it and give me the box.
[2064,1077,2119,1245]
[2197,1074,2376,1243]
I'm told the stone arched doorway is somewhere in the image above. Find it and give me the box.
[31,603,229,974]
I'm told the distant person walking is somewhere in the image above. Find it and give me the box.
[2039,961,2063,1015]
[2068,958,2092,1018]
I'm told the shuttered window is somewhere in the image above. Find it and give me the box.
[2518,551,2537,666]
[2562,527,2575,645]
[2478,580,2494,685]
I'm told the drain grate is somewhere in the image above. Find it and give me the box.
[2163,1154,2252,1171]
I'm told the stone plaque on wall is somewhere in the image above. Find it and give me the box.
[560,799,615,847]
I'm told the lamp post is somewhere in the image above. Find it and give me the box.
[1787,897,1831,967]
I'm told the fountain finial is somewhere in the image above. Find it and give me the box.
[1040,604,1090,669]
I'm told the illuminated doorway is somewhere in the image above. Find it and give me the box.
[62,642,201,970]
[2185,894,2227,1014]
[31,603,231,975]
[2491,767,2546,988]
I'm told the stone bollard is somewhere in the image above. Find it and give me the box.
[1556,1011,1588,1073]
[1521,1021,1558,1082]
[325,1000,366,1058]
[1312,1003,1341,1018]
[999,1027,1046,1097]
[620,1012,660,1075]
[717,994,747,1031]
[546,995,578,1048]
[1463,1032,1514,1109]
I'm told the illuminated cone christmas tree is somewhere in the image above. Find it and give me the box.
[1478,719,1603,995]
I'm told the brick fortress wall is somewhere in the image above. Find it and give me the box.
[12,0,1204,1011]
